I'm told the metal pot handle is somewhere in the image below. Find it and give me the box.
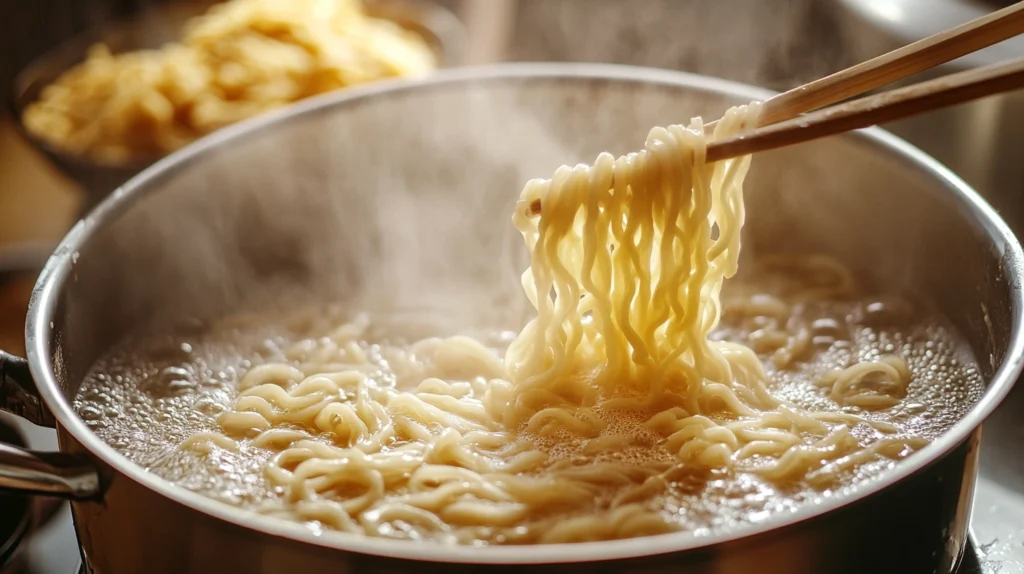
[0,246,101,499]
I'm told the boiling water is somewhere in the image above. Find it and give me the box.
[75,266,985,542]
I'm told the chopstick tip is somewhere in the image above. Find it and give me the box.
[528,199,542,217]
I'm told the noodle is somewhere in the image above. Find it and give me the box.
[22,0,436,164]
[76,102,984,545]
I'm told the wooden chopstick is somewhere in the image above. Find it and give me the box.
[707,1,1024,130]
[525,58,1024,217]
[705,57,1024,163]
[524,5,1024,217]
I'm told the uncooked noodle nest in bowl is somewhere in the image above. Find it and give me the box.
[19,0,443,167]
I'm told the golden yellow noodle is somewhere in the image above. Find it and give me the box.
[22,0,435,163]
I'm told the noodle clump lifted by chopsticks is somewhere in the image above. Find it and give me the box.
[180,102,929,544]
[22,0,436,164]
[504,102,917,477]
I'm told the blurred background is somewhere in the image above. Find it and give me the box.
[1,0,1021,276]
[0,1,1021,572]
[0,0,1020,346]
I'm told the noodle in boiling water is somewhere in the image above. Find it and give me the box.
[77,102,978,544]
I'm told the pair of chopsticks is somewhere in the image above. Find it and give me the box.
[528,2,1024,216]
[706,0,1024,162]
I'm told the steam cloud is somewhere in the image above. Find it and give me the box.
[504,0,852,91]
[87,0,864,346]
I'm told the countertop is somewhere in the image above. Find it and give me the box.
[0,117,79,355]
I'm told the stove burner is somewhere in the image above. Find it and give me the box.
[0,420,32,569]
[961,542,984,574]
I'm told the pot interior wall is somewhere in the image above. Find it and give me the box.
[47,73,1014,406]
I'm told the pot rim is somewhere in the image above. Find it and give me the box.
[837,0,1024,70]
[24,62,1024,564]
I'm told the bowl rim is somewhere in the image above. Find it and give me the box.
[25,62,1024,564]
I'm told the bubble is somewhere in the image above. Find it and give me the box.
[193,396,228,416]
[79,405,104,421]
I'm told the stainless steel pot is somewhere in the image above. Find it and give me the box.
[1,64,1023,574]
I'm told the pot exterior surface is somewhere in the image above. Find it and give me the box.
[66,425,982,574]
[24,65,1024,572]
